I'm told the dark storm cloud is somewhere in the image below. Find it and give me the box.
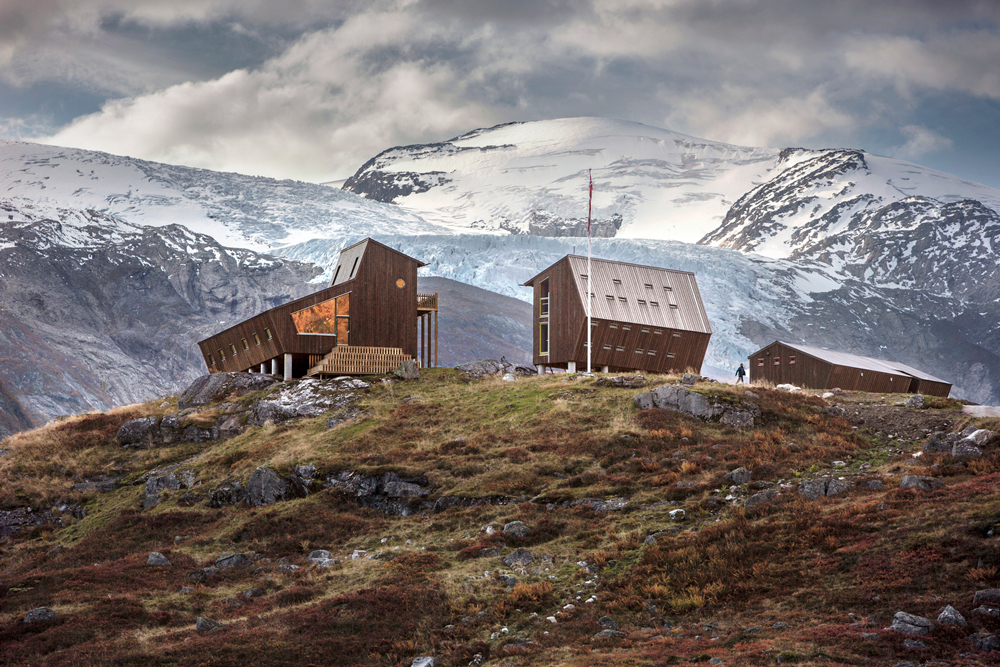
[0,0,994,186]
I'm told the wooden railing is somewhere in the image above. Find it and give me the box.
[306,345,415,376]
[417,293,439,311]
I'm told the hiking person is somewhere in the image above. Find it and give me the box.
[735,363,746,384]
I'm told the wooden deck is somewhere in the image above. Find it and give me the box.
[417,293,439,312]
[306,345,415,377]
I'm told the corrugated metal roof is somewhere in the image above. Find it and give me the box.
[330,239,369,286]
[775,341,950,384]
[553,255,712,334]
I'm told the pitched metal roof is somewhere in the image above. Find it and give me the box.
[329,238,426,287]
[771,341,950,384]
[527,254,711,334]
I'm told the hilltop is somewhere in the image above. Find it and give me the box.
[1,368,998,666]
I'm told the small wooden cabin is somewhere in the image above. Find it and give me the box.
[197,238,439,379]
[522,255,712,374]
[748,341,952,397]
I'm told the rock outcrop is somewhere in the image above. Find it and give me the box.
[634,385,758,428]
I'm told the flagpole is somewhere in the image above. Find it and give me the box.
[587,169,592,374]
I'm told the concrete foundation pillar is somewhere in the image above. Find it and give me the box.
[271,358,278,375]
[283,353,293,381]
[260,363,266,373]
[602,365,609,373]
[567,361,577,373]
[537,365,544,376]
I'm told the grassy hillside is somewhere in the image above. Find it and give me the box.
[1,370,998,666]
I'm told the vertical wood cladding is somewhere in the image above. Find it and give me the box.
[198,239,423,373]
[748,341,951,397]
[527,255,711,374]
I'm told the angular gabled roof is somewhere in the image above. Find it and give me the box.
[766,341,950,385]
[525,255,712,334]
[330,238,426,287]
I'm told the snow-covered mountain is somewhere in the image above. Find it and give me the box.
[0,141,445,251]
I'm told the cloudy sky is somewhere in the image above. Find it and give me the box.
[2,0,999,187]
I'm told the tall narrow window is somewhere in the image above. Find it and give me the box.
[265,328,272,340]
[253,332,261,345]
[350,256,359,278]
[241,338,249,351]
[336,293,350,345]
[218,348,225,361]
[208,353,215,367]
[539,323,549,356]
[230,343,238,356]
[332,266,341,284]
[539,278,550,317]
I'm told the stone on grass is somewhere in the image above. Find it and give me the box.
[899,476,944,491]
[973,589,1000,605]
[503,521,530,538]
[669,508,685,522]
[952,440,983,458]
[188,567,219,582]
[890,611,934,635]
[902,638,928,650]
[905,394,925,408]
[864,480,886,491]
[393,360,420,381]
[410,658,438,667]
[798,478,827,500]
[307,550,331,562]
[215,553,251,569]
[497,574,519,588]
[775,384,801,393]
[196,616,224,632]
[147,552,172,566]
[593,629,627,641]
[744,489,778,510]
[243,588,265,598]
[503,548,535,568]
[968,429,995,446]
[501,373,516,382]
[597,616,620,631]
[937,605,967,626]
[24,607,57,623]
[970,632,1000,652]
[725,467,751,485]
[922,432,953,453]
[974,605,1000,617]
[247,466,288,507]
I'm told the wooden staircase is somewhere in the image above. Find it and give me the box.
[306,345,415,377]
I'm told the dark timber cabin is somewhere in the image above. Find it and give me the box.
[197,238,439,379]
[748,341,952,397]
[522,255,712,374]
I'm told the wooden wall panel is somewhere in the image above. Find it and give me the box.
[748,341,924,393]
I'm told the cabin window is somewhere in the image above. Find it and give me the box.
[623,325,631,331]
[635,348,644,355]
[591,320,598,327]
[290,292,350,343]
[332,266,340,284]
[669,304,679,309]
[539,323,549,356]
[396,278,406,289]
[648,350,656,356]
[774,357,781,366]
[653,329,662,335]
[758,357,764,366]
[613,278,622,285]
[637,299,647,306]
[616,345,625,352]
[265,328,272,340]
[667,352,675,358]
[241,338,249,351]
[644,283,653,289]
[641,328,650,334]
[603,344,612,350]
[618,296,627,303]
[336,293,350,345]
[252,332,260,345]
[606,294,614,301]
[650,301,660,307]
[664,286,673,292]
[350,256,359,278]
[539,278,550,316]
[580,274,588,280]
[230,343,238,356]
[610,323,618,329]
[208,353,215,367]
[789,355,796,365]
[672,332,681,338]
[218,348,225,361]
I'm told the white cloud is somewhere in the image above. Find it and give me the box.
[894,124,952,159]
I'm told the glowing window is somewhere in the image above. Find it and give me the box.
[230,343,238,356]
[265,328,272,340]
[396,278,406,288]
[252,332,260,345]
[616,346,625,352]
[635,348,644,354]
[218,348,225,361]
[241,338,249,351]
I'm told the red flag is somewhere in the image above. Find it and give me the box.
[587,169,593,237]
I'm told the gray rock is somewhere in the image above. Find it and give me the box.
[247,467,288,507]
[902,638,928,650]
[307,549,331,562]
[863,479,886,491]
[592,629,627,640]
[709,658,723,666]
[295,463,318,480]
[725,467,751,485]
[410,658,438,667]
[394,360,420,380]
[890,611,934,635]
[859,632,878,640]
[23,607,58,623]
[681,373,698,386]
[243,587,265,598]
[899,476,944,491]
[196,616,224,632]
[969,632,1000,652]
[180,586,193,593]
[144,474,182,509]
[215,553,251,569]
[974,605,1000,617]
[937,605,966,626]
[634,385,722,420]
[669,508,685,522]
[720,408,755,429]
[952,440,983,458]
[744,489,778,510]
[593,375,647,389]
[209,480,248,507]
[923,432,953,453]
[798,478,828,500]
[278,563,300,572]
[826,479,852,497]
[501,373,517,382]
[178,372,279,410]
[905,394,925,409]
[117,416,159,448]
[772,622,788,630]
[502,548,535,568]
[147,552,172,567]
[188,567,220,582]
[968,429,995,446]
[597,616,620,631]
[313,558,338,568]
[497,574,519,587]
[503,521,530,538]
[973,589,1000,606]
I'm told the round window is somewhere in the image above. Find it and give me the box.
[396,278,406,288]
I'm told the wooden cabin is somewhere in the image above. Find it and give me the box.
[197,238,439,379]
[748,341,952,397]
[522,255,712,374]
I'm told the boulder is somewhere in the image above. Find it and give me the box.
[890,611,934,635]
[501,373,517,382]
[905,394,925,408]
[23,607,58,623]
[669,508,685,522]
[196,616,224,632]
[243,588,265,598]
[215,553,251,570]
[178,372,279,410]
[826,478,852,497]
[502,548,535,568]
[952,440,983,458]
[393,360,420,381]
[969,632,1000,652]
[968,429,995,446]
[681,373,698,386]
[209,480,248,507]
[147,552,172,567]
[247,467,288,507]
[720,409,755,429]
[973,589,1000,606]
[863,479,886,491]
[597,616,620,631]
[798,478,827,501]
[744,489,778,510]
[593,375,647,388]
[307,550,332,563]
[144,474,182,509]
[922,432,953,453]
[937,605,967,626]
[592,629,627,640]
[900,476,944,491]
[456,359,535,380]
[503,521,530,538]
[116,417,159,448]
[410,658,438,667]
[725,467,751,485]
[775,384,801,393]
[188,567,220,582]
[497,574,519,587]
